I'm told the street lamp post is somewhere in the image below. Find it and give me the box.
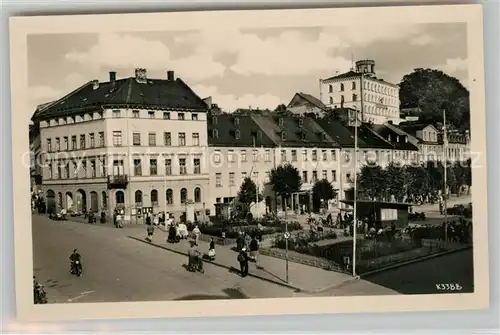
[443,109,448,242]
[351,73,364,277]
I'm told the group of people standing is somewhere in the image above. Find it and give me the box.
[235,231,261,277]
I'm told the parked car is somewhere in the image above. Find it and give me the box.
[446,204,470,216]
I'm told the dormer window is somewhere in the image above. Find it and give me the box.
[212,129,218,138]
[396,136,400,143]
[278,118,284,127]
[281,132,287,141]
[322,133,327,140]
[301,132,306,141]
[212,116,218,125]
[404,136,408,143]
[298,119,304,127]
[235,130,241,140]
[257,130,262,139]
[234,118,240,127]
[388,134,392,142]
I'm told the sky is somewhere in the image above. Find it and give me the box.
[27,23,468,115]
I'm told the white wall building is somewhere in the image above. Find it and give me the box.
[320,60,402,125]
[33,69,210,222]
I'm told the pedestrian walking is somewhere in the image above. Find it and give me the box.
[237,248,249,277]
[236,231,244,251]
[208,238,216,261]
[146,223,154,242]
[146,214,151,226]
[153,214,159,226]
[249,236,259,263]
[192,225,201,245]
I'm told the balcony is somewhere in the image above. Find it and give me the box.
[107,174,129,189]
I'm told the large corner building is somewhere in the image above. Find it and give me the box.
[31,69,210,222]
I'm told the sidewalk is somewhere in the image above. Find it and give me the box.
[129,228,354,293]
[415,194,471,213]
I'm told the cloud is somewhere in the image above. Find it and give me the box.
[176,29,352,76]
[410,34,436,46]
[64,73,88,87]
[440,58,468,74]
[193,84,283,112]
[64,33,226,82]
[29,86,62,101]
[329,24,423,47]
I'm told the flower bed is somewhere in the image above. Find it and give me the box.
[188,220,302,240]
[272,233,420,269]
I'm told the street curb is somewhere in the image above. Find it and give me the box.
[128,236,303,292]
[306,246,473,294]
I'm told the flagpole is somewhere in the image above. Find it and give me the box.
[443,109,448,241]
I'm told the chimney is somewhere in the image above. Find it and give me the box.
[109,71,116,83]
[167,71,175,81]
[92,80,99,90]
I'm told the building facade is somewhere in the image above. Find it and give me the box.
[320,60,401,124]
[398,122,470,163]
[287,92,329,117]
[32,69,210,222]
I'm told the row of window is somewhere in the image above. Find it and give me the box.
[46,132,105,152]
[45,157,202,180]
[214,169,339,188]
[130,132,200,147]
[134,187,202,206]
[45,131,202,152]
[43,110,200,128]
[422,131,438,142]
[327,94,397,107]
[214,149,339,163]
[326,81,398,97]
[116,110,200,121]
[133,157,201,176]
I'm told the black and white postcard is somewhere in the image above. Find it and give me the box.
[9,4,489,322]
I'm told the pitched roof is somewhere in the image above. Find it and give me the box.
[398,122,438,135]
[370,124,419,151]
[290,92,328,111]
[32,76,208,122]
[315,117,394,149]
[323,70,360,81]
[250,113,340,148]
[207,114,275,148]
[323,70,398,87]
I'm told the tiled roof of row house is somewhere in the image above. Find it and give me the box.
[370,124,420,151]
[314,116,395,149]
[397,122,435,135]
[250,113,341,148]
[31,70,208,122]
[207,113,276,148]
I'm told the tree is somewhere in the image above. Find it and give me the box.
[425,161,444,197]
[384,162,406,202]
[399,68,470,131]
[237,177,263,214]
[445,162,457,195]
[268,163,302,212]
[274,104,288,113]
[464,158,472,194]
[312,179,337,211]
[404,165,431,203]
[357,165,386,200]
